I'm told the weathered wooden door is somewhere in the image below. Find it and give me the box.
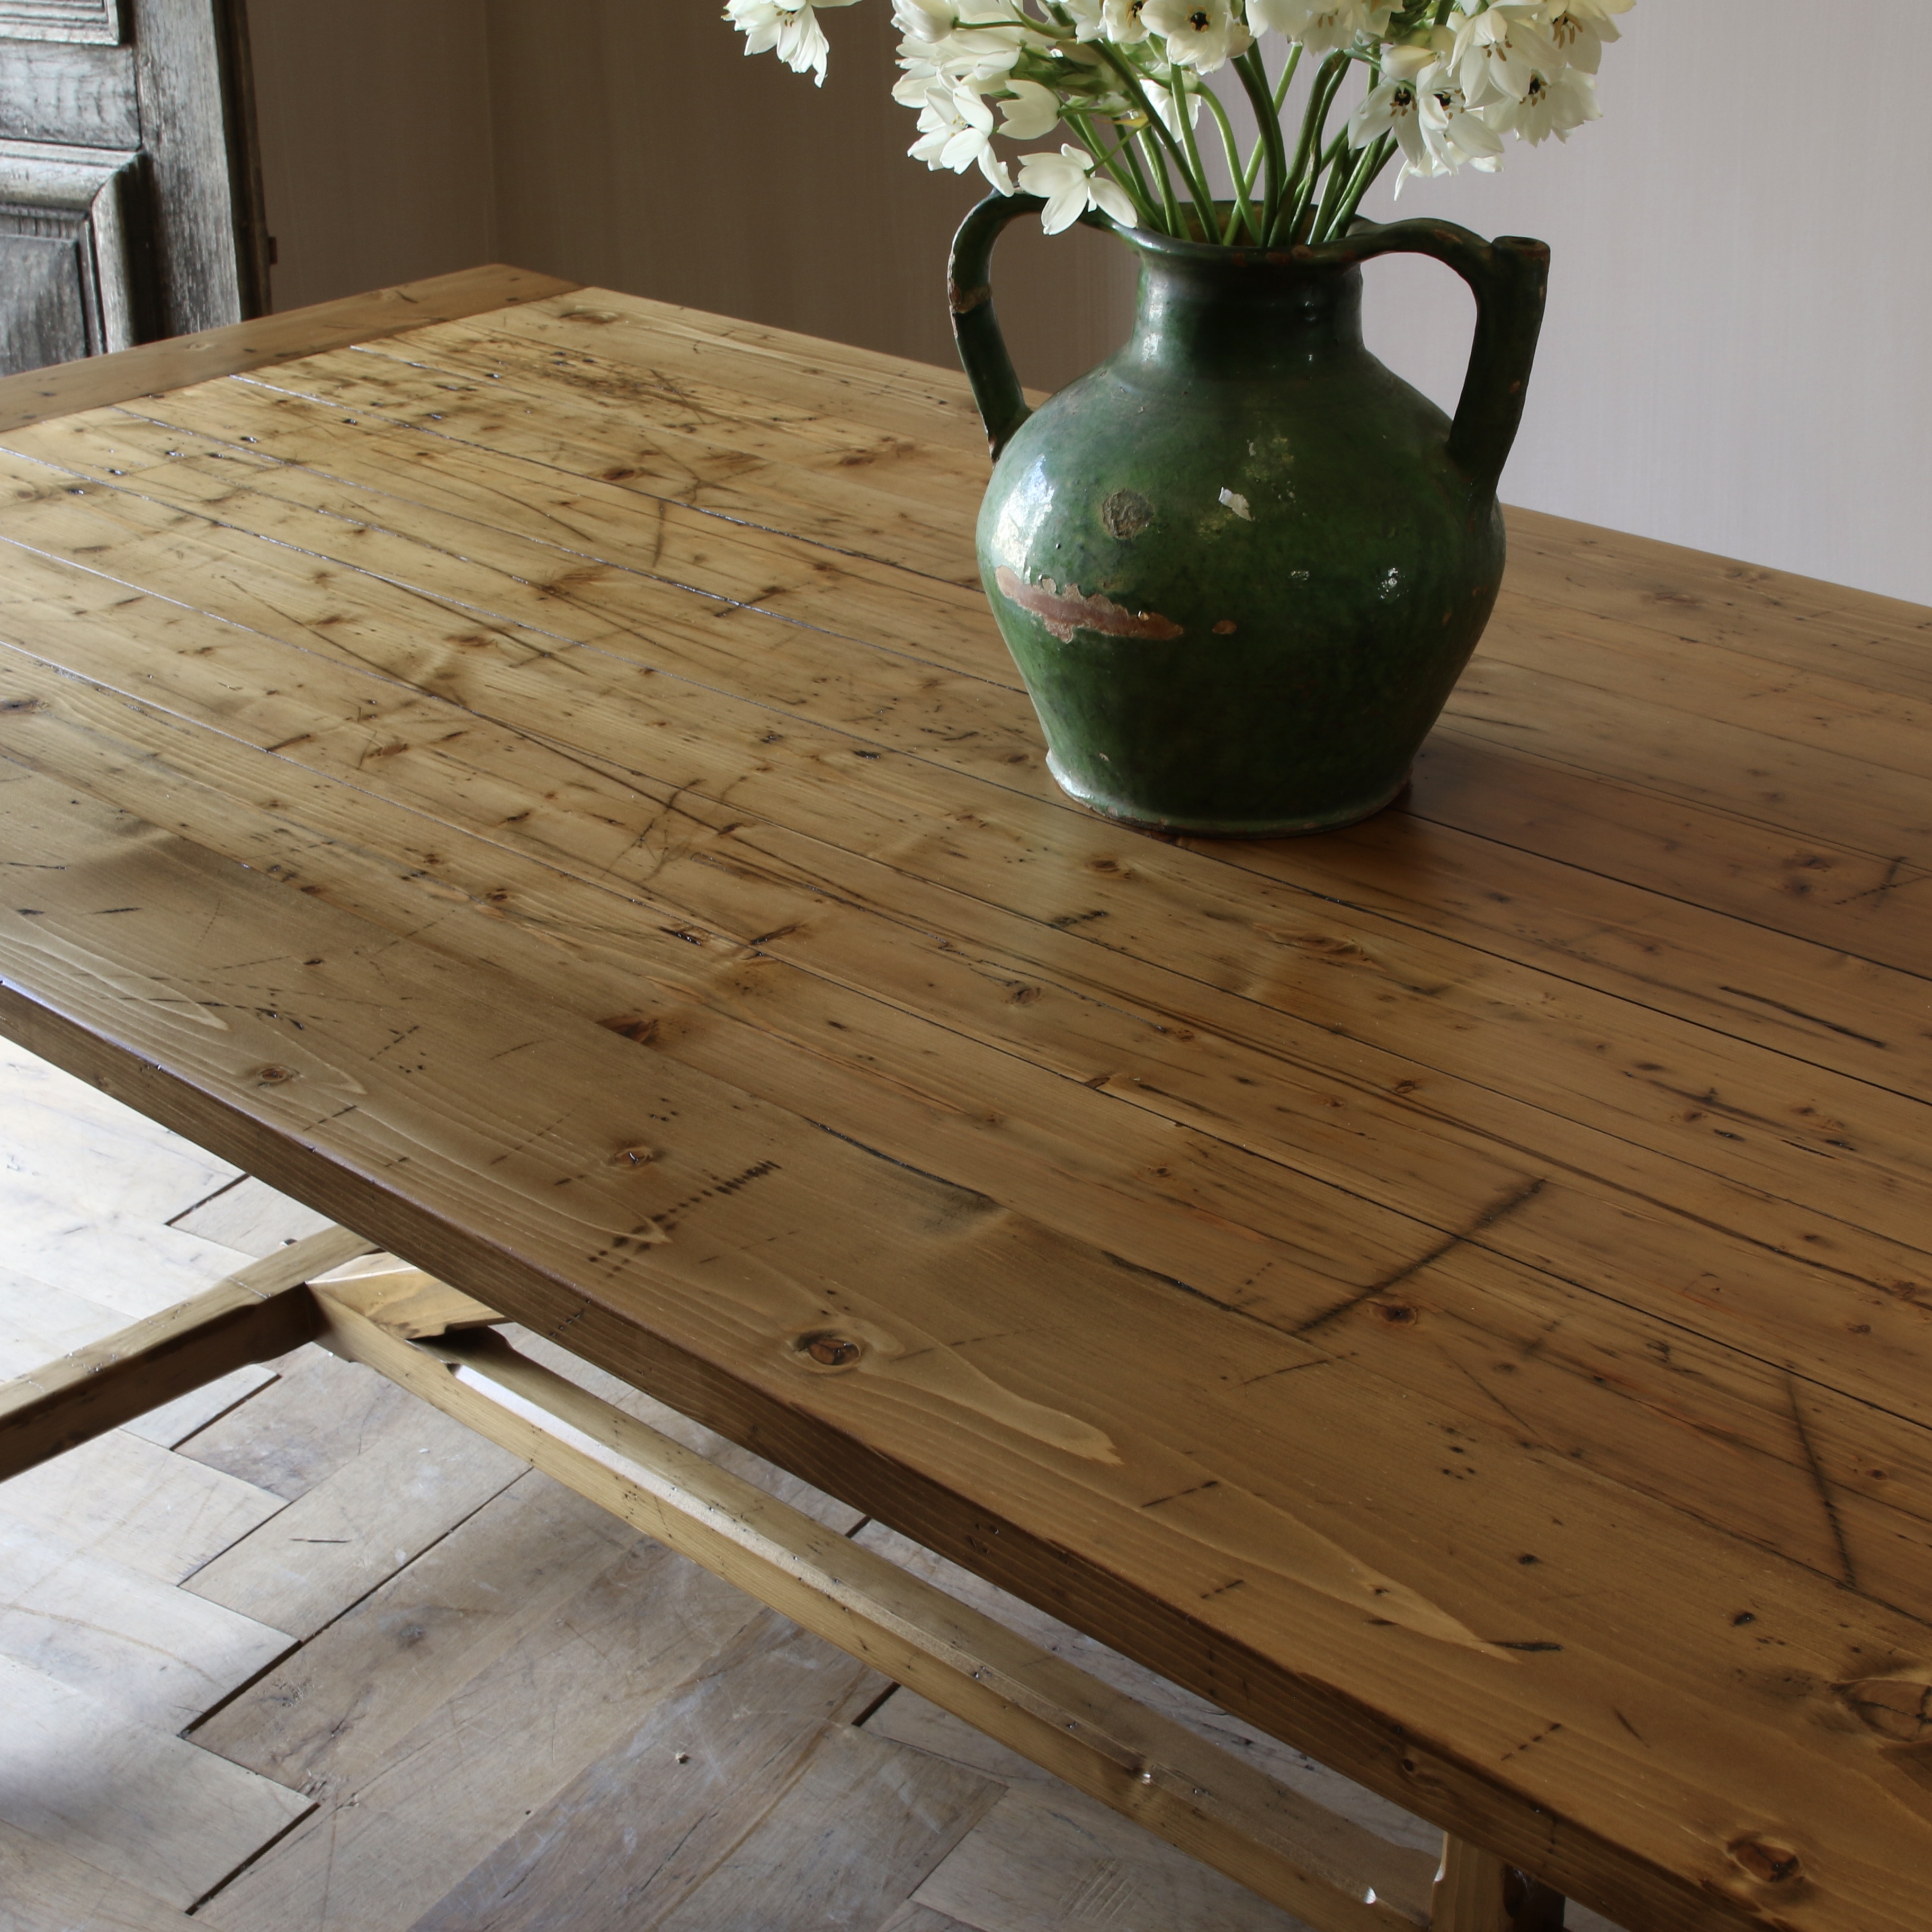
[0,0,266,375]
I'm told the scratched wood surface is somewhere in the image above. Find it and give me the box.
[0,270,1927,1932]
[1,1037,1462,1932]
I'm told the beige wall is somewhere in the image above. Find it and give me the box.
[247,0,1131,393]
[249,1,1927,604]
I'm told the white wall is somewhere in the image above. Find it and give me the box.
[1345,0,1932,604]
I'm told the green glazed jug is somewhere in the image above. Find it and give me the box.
[949,198,1550,836]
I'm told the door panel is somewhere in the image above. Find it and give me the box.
[0,0,259,374]
[0,137,142,372]
[0,39,140,146]
[0,2,124,46]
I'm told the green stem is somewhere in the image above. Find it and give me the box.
[1065,107,1159,229]
[1111,113,1160,217]
[1167,68,1221,240]
[1270,50,1348,244]
[1096,45,1218,239]
[1273,39,1303,114]
[1198,80,1257,243]
[1320,132,1397,242]
[1138,125,1183,236]
[1291,126,1353,241]
[1232,48,1288,244]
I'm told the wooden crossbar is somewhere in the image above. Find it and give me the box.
[0,1225,375,1478]
[0,1238,1541,1931]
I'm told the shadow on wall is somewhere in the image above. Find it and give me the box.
[247,0,1138,396]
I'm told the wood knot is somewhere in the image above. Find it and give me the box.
[0,696,45,715]
[798,1332,863,1370]
[1372,1301,1419,1327]
[255,1065,294,1085]
[1837,1676,1932,1743]
[1728,1838,1802,1886]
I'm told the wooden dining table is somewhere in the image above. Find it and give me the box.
[0,265,1927,1932]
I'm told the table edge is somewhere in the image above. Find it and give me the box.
[0,264,583,435]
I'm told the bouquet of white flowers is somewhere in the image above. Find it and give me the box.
[726,0,1631,245]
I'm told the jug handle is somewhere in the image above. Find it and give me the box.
[1299,217,1549,495]
[949,191,1051,463]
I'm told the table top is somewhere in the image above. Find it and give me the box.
[1,266,1927,1932]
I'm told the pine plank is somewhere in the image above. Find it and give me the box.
[10,402,1925,1077]
[0,1516,293,1730]
[182,1397,527,1640]
[3,773,1930,1932]
[0,1654,311,1911]
[4,522,1928,1353]
[6,609,1932,1620]
[0,1426,285,1583]
[0,1815,198,1932]
[1,283,1928,1932]
[0,266,581,435]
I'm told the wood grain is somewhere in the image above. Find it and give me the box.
[0,264,578,433]
[0,1652,311,1911]
[0,1815,199,1932]
[0,1515,292,1730]
[0,280,1927,1932]
[0,773,1920,1932]
[0,1419,285,1581]
[317,1307,1438,1932]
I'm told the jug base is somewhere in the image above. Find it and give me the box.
[1046,755,1411,840]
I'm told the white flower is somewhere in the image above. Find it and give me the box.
[892,0,956,41]
[910,83,1014,190]
[1142,0,1252,73]
[1484,62,1599,142]
[724,0,861,86]
[1451,0,1558,106]
[1543,0,1629,75]
[1017,144,1138,234]
[998,78,1063,140]
[1059,0,1109,39]
[1142,76,1204,139]
[1349,77,1433,172]
[1101,0,1152,46]
[892,21,1030,105]
[1421,80,1504,168]
[1247,0,1396,55]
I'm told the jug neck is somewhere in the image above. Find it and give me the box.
[1117,232,1365,380]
